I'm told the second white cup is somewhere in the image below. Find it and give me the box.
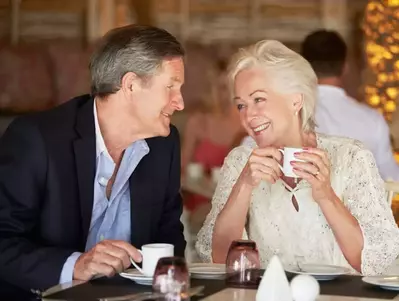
[130,243,174,277]
[186,163,204,179]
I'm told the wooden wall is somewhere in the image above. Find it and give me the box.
[1,0,368,45]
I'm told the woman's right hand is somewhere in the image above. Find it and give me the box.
[240,147,283,187]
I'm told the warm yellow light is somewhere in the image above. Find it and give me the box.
[378,73,389,82]
[387,0,399,6]
[387,87,399,99]
[385,100,397,112]
[369,95,381,105]
[365,85,378,94]
[384,51,394,59]
[390,46,399,53]
[364,1,399,120]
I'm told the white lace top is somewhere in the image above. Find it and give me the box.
[196,134,399,275]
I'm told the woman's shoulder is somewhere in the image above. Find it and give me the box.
[317,132,368,154]
[224,144,254,166]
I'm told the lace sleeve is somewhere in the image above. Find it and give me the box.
[343,148,399,275]
[195,147,250,263]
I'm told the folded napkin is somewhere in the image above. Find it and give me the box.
[256,255,293,301]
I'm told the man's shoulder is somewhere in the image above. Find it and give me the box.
[24,95,90,123]
[12,94,92,136]
[347,96,385,122]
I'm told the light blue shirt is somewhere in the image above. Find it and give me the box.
[59,102,149,284]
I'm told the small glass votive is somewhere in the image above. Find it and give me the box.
[152,256,190,301]
[225,239,261,288]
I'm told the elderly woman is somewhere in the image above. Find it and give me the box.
[195,40,399,275]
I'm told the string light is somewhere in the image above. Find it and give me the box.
[363,0,399,120]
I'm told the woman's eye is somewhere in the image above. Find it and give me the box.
[167,85,173,89]
[254,97,265,103]
[237,104,245,111]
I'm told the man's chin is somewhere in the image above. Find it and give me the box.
[158,125,171,137]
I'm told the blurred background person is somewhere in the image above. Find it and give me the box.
[301,29,399,181]
[181,59,244,212]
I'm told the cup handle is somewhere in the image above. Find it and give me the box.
[277,149,284,172]
[130,250,144,274]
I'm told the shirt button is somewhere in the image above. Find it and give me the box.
[100,234,105,241]
[98,177,108,186]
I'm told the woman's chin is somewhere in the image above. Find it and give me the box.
[253,134,276,148]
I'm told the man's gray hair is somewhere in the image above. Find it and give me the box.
[89,25,185,97]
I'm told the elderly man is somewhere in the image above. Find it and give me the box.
[0,25,186,293]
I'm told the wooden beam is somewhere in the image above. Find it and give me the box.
[99,0,115,36]
[321,0,349,40]
[86,0,98,42]
[130,0,154,25]
[116,0,132,27]
[179,0,189,42]
[189,3,248,14]
[10,0,21,45]
[20,0,86,13]
[249,0,260,41]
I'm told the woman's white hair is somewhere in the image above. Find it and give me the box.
[228,39,318,131]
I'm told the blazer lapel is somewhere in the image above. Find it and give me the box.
[73,97,96,247]
[129,154,154,248]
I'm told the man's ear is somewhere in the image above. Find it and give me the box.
[121,72,139,94]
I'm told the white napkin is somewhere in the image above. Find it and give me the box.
[256,255,293,301]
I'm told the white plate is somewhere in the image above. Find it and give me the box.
[285,264,351,281]
[362,276,399,291]
[120,269,153,286]
[189,263,226,279]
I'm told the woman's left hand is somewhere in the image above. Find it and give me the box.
[292,148,336,204]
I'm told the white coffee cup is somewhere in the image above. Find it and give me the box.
[278,147,305,178]
[130,243,174,277]
[186,163,204,179]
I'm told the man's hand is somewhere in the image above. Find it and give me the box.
[73,240,142,281]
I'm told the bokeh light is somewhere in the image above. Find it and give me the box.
[363,0,399,121]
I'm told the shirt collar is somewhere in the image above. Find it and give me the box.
[93,100,108,159]
[318,84,347,100]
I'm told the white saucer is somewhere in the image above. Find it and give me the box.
[362,276,399,291]
[120,269,153,286]
[189,263,226,279]
[285,264,351,281]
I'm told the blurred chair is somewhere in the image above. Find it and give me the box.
[181,207,195,263]
[385,181,399,206]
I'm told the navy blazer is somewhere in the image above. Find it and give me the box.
[0,95,185,292]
